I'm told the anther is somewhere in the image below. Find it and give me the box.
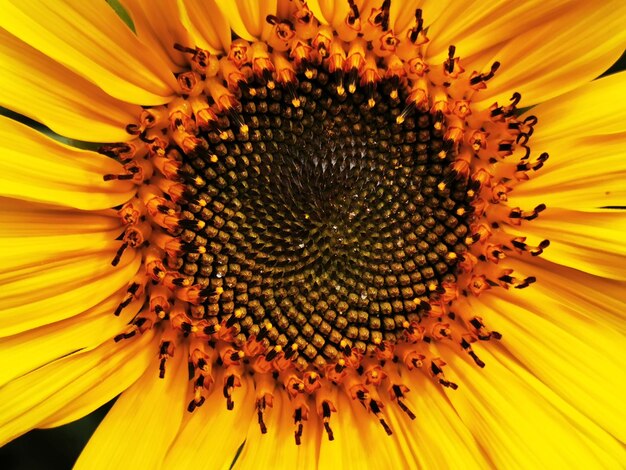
[509,203,546,222]
[469,61,500,88]
[391,384,416,420]
[103,172,135,181]
[174,44,217,77]
[515,276,537,289]
[283,343,299,360]
[294,407,305,445]
[408,9,425,44]
[158,340,175,379]
[203,323,222,336]
[111,242,129,267]
[431,359,458,389]
[321,401,335,440]
[113,281,141,317]
[256,396,269,434]
[347,0,360,24]
[368,399,393,435]
[264,345,282,362]
[98,142,137,161]
[223,373,240,410]
[446,46,456,74]
[460,337,485,368]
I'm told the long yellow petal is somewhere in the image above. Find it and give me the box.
[387,372,490,469]
[163,371,255,469]
[75,344,188,470]
[426,0,568,61]
[511,133,626,211]
[0,250,140,337]
[0,199,120,237]
[504,209,626,280]
[488,345,626,464]
[1,228,121,274]
[179,0,231,54]
[508,256,626,334]
[530,71,626,143]
[0,117,136,210]
[121,0,192,71]
[236,390,319,470]
[215,0,277,42]
[442,344,624,468]
[0,0,178,105]
[0,329,155,446]
[469,292,625,448]
[0,29,141,142]
[472,1,626,107]
[0,289,142,387]
[39,328,155,428]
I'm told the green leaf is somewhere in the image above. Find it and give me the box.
[106,0,135,32]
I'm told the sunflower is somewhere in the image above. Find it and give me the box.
[1,0,626,468]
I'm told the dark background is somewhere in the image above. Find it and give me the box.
[1,36,624,470]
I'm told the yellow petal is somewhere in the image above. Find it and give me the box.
[509,256,626,334]
[426,0,566,61]
[504,209,626,280]
[488,345,626,464]
[39,328,155,428]
[0,199,120,237]
[511,133,626,211]
[381,371,490,469]
[314,0,352,28]
[1,228,121,274]
[0,117,136,210]
[0,288,142,387]
[0,0,178,105]
[530,71,626,143]
[0,329,154,446]
[442,343,624,468]
[164,370,255,469]
[468,291,626,448]
[390,0,450,37]
[236,389,319,470]
[306,0,333,25]
[179,0,232,54]
[75,344,188,470]
[317,392,408,470]
[0,29,141,142]
[0,250,140,337]
[472,1,626,107]
[215,0,277,42]
[121,0,192,71]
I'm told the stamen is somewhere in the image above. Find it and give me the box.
[321,401,335,440]
[111,242,129,267]
[256,396,269,434]
[158,339,175,379]
[293,406,306,445]
[223,373,240,410]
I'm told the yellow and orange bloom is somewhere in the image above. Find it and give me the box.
[1,0,625,468]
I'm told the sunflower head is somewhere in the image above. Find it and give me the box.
[96,1,555,439]
[1,0,625,468]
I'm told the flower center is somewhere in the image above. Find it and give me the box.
[170,68,474,369]
[102,4,550,442]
